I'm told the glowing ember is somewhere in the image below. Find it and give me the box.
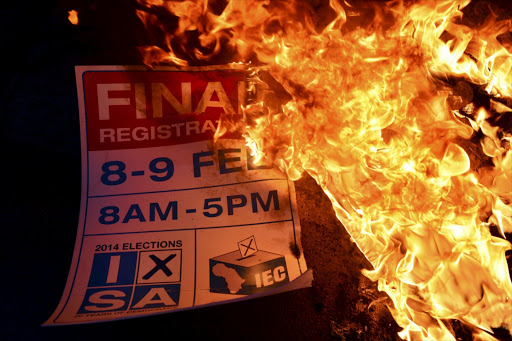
[68,10,78,25]
[136,0,512,339]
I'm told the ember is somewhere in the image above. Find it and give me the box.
[136,0,512,339]
[68,10,78,25]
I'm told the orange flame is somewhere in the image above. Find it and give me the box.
[137,0,512,339]
[68,10,78,25]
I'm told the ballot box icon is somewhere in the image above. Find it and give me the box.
[209,239,289,295]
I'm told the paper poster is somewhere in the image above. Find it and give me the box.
[45,65,310,325]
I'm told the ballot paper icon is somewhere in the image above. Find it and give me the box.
[238,235,258,258]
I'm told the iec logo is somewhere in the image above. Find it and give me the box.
[210,236,289,295]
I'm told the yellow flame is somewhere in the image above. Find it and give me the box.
[137,0,512,339]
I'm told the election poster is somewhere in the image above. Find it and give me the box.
[45,65,310,324]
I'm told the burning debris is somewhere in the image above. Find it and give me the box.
[68,10,79,25]
[135,0,512,339]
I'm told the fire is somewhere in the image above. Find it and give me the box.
[68,10,79,25]
[136,0,512,339]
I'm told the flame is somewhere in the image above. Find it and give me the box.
[136,0,512,339]
[68,10,79,25]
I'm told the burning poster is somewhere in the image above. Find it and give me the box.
[45,65,309,325]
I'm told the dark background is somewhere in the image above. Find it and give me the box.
[3,1,511,341]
